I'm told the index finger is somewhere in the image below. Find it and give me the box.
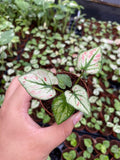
[8,82,32,112]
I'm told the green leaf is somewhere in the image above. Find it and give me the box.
[37,112,44,119]
[114,99,120,111]
[101,145,107,154]
[19,69,58,100]
[100,155,109,160]
[65,85,91,115]
[15,0,30,11]
[95,143,102,150]
[0,94,4,106]
[111,145,118,153]
[0,30,14,45]
[63,150,76,160]
[87,146,93,153]
[115,152,120,159]
[71,139,77,147]
[54,14,65,20]
[77,47,102,74]
[83,151,91,159]
[67,133,76,141]
[68,1,80,9]
[84,139,92,147]
[43,114,51,124]
[52,93,75,124]
[57,74,72,89]
[33,0,43,5]
[103,140,110,148]
[76,157,85,160]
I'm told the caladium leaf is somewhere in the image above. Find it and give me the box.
[52,93,75,124]
[65,85,90,115]
[56,74,72,89]
[77,47,102,74]
[113,124,120,133]
[19,69,58,100]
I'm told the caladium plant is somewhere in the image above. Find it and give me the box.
[19,47,102,124]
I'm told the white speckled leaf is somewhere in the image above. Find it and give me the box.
[19,69,58,100]
[113,125,120,133]
[65,85,90,114]
[77,47,102,74]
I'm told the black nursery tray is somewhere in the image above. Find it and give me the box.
[37,120,120,160]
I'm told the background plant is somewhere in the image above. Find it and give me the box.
[95,140,110,154]
[63,150,76,160]
[83,138,93,159]
[66,132,77,147]
[110,144,120,159]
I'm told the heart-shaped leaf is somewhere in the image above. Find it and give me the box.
[65,85,91,115]
[57,74,72,89]
[52,93,75,124]
[19,69,58,100]
[77,47,102,74]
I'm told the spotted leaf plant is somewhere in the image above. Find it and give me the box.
[19,47,102,124]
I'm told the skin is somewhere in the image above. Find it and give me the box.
[0,77,83,160]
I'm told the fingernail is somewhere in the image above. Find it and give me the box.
[73,112,83,125]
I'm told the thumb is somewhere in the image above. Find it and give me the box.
[40,112,83,153]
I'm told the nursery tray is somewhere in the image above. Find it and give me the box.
[75,0,120,23]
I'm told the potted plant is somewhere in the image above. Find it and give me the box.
[74,117,86,131]
[80,150,94,160]
[36,108,51,124]
[79,135,94,151]
[76,156,85,160]
[18,47,102,124]
[95,139,110,154]
[94,154,110,160]
[80,138,94,160]
[64,132,79,149]
[62,149,77,160]
[110,140,120,159]
[86,116,103,133]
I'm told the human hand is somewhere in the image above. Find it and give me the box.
[0,77,83,160]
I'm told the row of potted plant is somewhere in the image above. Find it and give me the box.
[0,0,120,143]
[61,132,120,160]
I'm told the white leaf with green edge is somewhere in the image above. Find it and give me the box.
[52,93,75,124]
[77,47,102,74]
[19,69,58,100]
[65,85,90,115]
[89,96,98,103]
[31,99,40,109]
[106,122,114,128]
[0,30,14,45]
[113,124,120,133]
